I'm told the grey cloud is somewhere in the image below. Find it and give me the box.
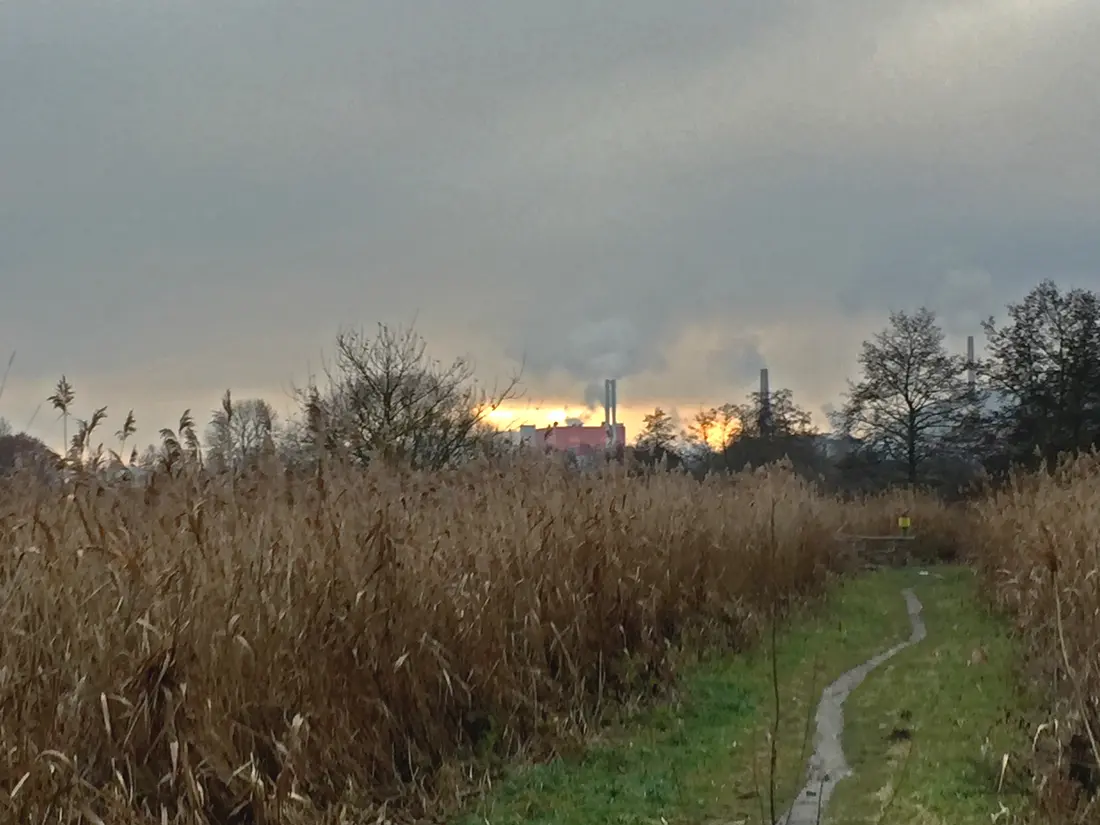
[705,338,767,390]
[4,0,1100,442]
[515,316,652,383]
[582,383,607,411]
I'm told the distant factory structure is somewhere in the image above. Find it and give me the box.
[499,379,626,458]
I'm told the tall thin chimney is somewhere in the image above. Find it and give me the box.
[966,335,975,389]
[610,379,618,439]
[603,379,612,448]
[604,379,619,448]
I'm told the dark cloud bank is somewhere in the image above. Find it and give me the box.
[3,0,1099,441]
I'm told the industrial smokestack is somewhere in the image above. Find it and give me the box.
[604,379,612,448]
[966,335,975,389]
[611,379,618,443]
[604,379,619,448]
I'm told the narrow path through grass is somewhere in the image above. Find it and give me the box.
[451,566,1031,825]
[826,568,1033,824]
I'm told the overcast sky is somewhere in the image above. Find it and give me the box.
[3,0,1099,447]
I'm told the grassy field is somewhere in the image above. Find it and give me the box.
[452,567,1032,825]
[1,453,1097,823]
[828,567,1034,824]
[0,460,876,823]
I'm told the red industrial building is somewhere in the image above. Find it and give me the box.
[503,379,625,459]
[542,422,626,453]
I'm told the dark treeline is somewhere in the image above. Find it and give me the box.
[0,323,522,483]
[635,278,1100,496]
[2,278,1099,496]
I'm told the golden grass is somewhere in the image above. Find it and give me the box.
[0,456,898,824]
[838,490,972,564]
[0,445,1011,824]
[971,453,1100,821]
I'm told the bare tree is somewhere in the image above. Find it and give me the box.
[205,391,277,473]
[842,308,972,484]
[0,417,10,439]
[299,323,520,470]
[633,407,683,470]
[734,387,814,439]
[269,413,314,471]
[0,431,57,480]
[135,443,160,472]
[981,279,1100,470]
[637,407,678,452]
[684,403,739,452]
[692,387,821,476]
[685,390,813,458]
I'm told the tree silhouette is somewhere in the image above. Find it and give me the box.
[842,308,972,484]
[981,279,1100,470]
[205,391,277,473]
[298,322,520,470]
[637,407,678,452]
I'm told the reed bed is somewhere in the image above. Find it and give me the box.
[972,454,1100,820]
[838,488,973,564]
[0,457,873,824]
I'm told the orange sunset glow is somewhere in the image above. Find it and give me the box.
[485,403,645,441]
[484,403,739,447]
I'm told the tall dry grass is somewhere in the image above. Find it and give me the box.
[837,489,972,564]
[0,457,872,824]
[971,454,1100,820]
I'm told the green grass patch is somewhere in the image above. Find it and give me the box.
[826,566,1034,825]
[451,569,923,825]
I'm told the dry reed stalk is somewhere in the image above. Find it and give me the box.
[0,457,939,823]
[971,453,1100,821]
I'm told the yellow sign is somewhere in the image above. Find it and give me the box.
[898,516,912,530]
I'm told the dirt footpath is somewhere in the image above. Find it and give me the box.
[778,589,927,825]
